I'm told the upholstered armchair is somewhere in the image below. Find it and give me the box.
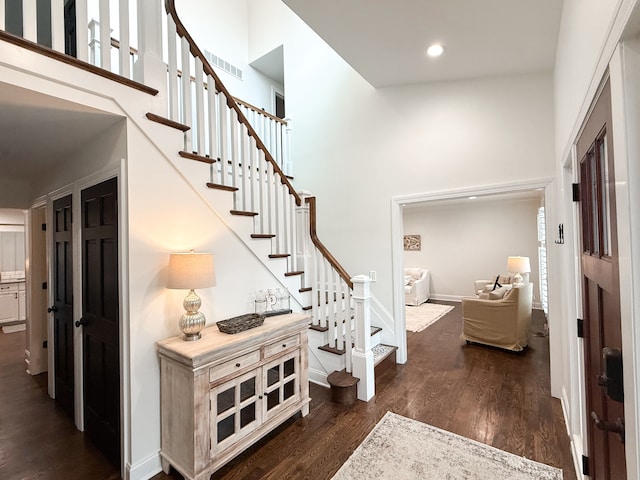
[404,268,430,306]
[461,282,533,352]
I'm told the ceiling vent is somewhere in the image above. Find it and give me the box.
[204,50,243,80]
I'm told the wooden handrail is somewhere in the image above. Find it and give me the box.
[234,96,287,125]
[165,0,300,206]
[306,197,353,289]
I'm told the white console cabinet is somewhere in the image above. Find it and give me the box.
[157,313,310,480]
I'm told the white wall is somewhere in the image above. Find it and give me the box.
[403,197,541,302]
[176,0,284,114]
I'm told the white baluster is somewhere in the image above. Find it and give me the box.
[207,80,219,179]
[167,17,178,122]
[275,122,283,171]
[22,0,37,43]
[258,150,266,233]
[290,195,298,272]
[118,0,130,78]
[284,118,293,177]
[249,137,257,214]
[51,0,65,52]
[99,0,110,70]
[266,159,274,235]
[76,0,89,61]
[229,114,239,193]
[181,37,192,151]
[218,94,229,186]
[195,58,205,155]
[273,159,281,253]
[0,1,5,31]
[352,275,374,401]
[281,183,289,264]
[240,124,249,211]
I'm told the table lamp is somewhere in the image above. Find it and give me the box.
[167,251,216,341]
[507,256,530,285]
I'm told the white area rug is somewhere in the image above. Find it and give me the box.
[332,412,563,480]
[405,302,454,332]
[2,323,26,334]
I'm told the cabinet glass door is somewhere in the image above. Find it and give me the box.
[210,369,261,455]
[263,351,299,422]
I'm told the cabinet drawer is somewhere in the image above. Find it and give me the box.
[0,284,18,293]
[210,350,260,382]
[263,334,299,359]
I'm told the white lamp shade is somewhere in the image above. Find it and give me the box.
[507,256,531,273]
[167,252,216,289]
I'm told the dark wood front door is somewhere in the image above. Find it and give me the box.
[577,79,626,479]
[80,177,120,466]
[53,194,74,417]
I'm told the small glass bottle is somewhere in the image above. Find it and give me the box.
[255,290,266,314]
[274,288,283,311]
[281,289,290,312]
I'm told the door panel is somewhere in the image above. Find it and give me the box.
[577,79,626,479]
[52,195,74,417]
[81,178,120,466]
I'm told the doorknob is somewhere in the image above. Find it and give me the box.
[591,411,625,443]
[47,305,58,313]
[598,347,624,402]
[75,318,87,328]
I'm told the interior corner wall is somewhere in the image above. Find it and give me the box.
[402,198,542,302]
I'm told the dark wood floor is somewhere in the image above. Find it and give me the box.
[0,302,576,480]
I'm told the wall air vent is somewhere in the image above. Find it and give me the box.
[204,50,243,80]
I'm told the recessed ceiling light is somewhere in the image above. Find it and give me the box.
[468,196,477,200]
[427,43,445,57]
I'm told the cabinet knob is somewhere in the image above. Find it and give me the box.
[258,395,263,399]
[282,344,287,348]
[235,363,241,368]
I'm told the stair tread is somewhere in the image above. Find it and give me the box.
[327,369,359,387]
[284,270,304,277]
[179,150,216,164]
[230,210,258,217]
[207,182,238,192]
[373,344,397,366]
[269,253,291,258]
[302,306,313,311]
[309,324,328,332]
[299,287,312,293]
[318,344,345,355]
[251,234,276,239]
[146,113,190,132]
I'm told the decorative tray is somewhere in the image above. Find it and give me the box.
[216,313,265,334]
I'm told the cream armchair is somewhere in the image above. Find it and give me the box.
[404,268,430,306]
[461,282,533,352]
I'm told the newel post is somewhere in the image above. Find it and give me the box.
[296,190,313,278]
[352,275,374,401]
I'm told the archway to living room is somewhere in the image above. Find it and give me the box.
[390,178,554,367]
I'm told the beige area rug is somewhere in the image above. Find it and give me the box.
[332,412,563,480]
[405,302,454,332]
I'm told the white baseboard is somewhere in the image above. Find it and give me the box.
[308,367,330,389]
[429,294,464,303]
[561,387,584,480]
[126,452,162,480]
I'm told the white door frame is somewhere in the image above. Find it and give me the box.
[390,177,554,365]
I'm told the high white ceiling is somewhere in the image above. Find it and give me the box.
[283,0,564,87]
